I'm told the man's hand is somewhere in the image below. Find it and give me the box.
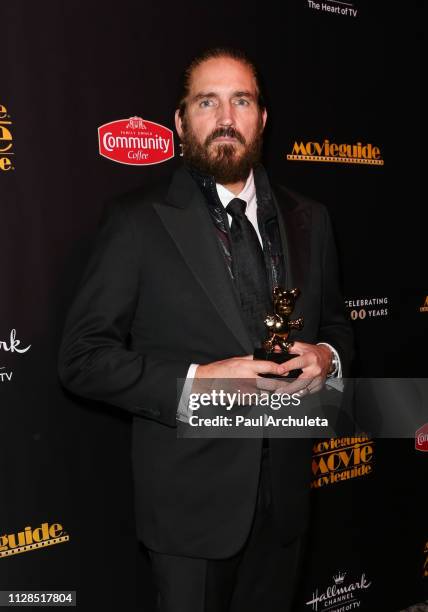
[193,355,296,398]
[193,344,332,398]
[193,354,312,398]
[195,355,285,379]
[274,341,333,396]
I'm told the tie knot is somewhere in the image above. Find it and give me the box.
[226,197,247,219]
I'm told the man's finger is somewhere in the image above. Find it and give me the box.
[256,376,286,391]
[306,376,325,395]
[287,341,305,355]
[274,378,311,395]
[252,359,284,375]
[307,383,323,395]
[278,356,305,373]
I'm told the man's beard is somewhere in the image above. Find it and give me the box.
[180,115,264,184]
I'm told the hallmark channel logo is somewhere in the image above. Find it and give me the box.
[345,296,389,321]
[419,296,428,313]
[305,569,371,611]
[287,139,383,165]
[306,0,358,18]
[98,116,174,166]
[415,424,428,452]
[0,522,69,558]
[311,435,374,489]
[0,328,31,383]
[0,103,14,171]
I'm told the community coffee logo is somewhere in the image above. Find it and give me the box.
[345,296,389,321]
[306,0,358,18]
[0,522,69,558]
[419,296,428,313]
[0,103,14,171]
[0,328,31,383]
[287,139,383,165]
[415,424,428,452]
[311,435,374,489]
[98,116,174,165]
[305,570,372,611]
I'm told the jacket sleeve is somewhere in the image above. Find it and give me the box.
[317,205,354,377]
[57,200,190,427]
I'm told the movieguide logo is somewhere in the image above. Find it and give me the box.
[98,116,174,166]
[311,435,374,489]
[420,296,428,313]
[0,103,14,171]
[287,139,384,165]
[0,522,69,558]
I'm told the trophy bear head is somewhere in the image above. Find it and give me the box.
[272,287,300,318]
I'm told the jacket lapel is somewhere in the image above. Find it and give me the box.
[153,165,254,354]
[270,183,311,319]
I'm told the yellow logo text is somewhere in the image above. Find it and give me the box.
[0,522,69,558]
[420,296,428,313]
[0,104,14,171]
[287,139,383,165]
[311,435,374,488]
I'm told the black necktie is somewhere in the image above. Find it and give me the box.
[225,198,271,348]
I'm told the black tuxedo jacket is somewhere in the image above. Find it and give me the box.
[58,162,353,558]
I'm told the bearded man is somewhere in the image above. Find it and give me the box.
[58,46,353,612]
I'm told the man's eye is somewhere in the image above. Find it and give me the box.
[234,98,250,106]
[200,99,214,107]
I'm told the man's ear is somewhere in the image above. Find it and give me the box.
[261,108,267,130]
[175,109,183,139]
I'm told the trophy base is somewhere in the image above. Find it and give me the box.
[253,348,303,379]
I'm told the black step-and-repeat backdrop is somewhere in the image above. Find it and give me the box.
[1,1,426,610]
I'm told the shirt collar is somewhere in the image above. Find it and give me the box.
[215,169,255,209]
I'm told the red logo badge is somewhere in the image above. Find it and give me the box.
[415,423,428,452]
[98,116,174,165]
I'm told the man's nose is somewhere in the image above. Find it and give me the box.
[216,101,235,126]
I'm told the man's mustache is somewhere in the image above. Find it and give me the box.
[206,127,245,146]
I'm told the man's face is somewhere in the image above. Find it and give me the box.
[175,57,267,184]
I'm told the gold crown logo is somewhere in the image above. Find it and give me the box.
[125,116,147,130]
[333,571,346,584]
